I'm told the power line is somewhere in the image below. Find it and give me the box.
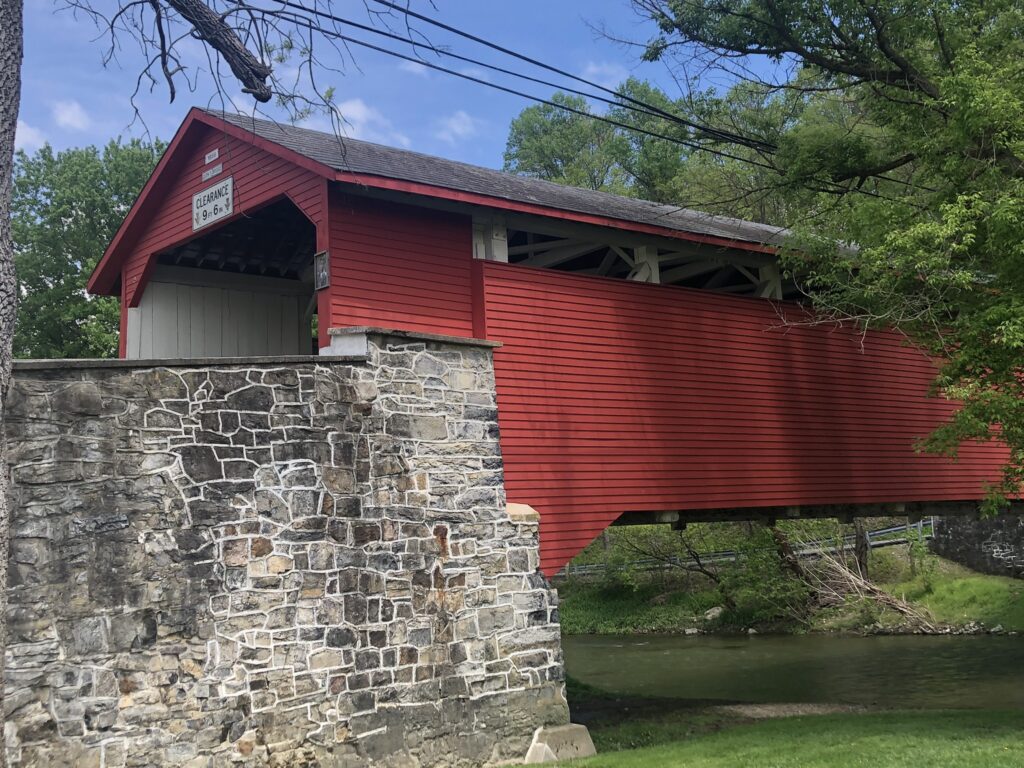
[251,3,913,203]
[363,0,926,194]
[260,7,780,169]
[367,0,769,147]
[271,0,774,152]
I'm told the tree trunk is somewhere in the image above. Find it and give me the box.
[854,519,870,579]
[770,526,805,581]
[0,0,23,762]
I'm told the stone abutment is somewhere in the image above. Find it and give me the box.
[3,331,569,767]
[931,516,1024,578]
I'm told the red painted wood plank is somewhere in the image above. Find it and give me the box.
[482,262,1007,575]
[101,121,326,312]
[325,191,475,337]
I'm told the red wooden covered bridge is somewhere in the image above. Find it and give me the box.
[88,108,1006,574]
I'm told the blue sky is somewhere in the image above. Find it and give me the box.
[17,0,683,168]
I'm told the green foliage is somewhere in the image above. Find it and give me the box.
[603,79,693,203]
[557,579,718,635]
[502,79,806,223]
[906,530,936,588]
[11,139,163,358]
[503,93,629,193]
[906,575,1024,630]
[561,521,827,632]
[636,0,1024,503]
[876,548,1024,630]
[563,520,1020,634]
[716,528,811,627]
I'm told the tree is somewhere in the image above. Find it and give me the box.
[502,78,806,222]
[604,78,695,203]
[0,4,24,758]
[12,140,162,359]
[633,0,1024,506]
[664,81,812,224]
[504,82,700,201]
[503,93,629,192]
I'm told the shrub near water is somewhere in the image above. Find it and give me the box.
[558,579,720,634]
[559,523,814,633]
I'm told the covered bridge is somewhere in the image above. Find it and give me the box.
[88,108,1007,574]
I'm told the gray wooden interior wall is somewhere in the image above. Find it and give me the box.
[125,268,312,359]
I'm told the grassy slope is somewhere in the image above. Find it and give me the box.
[571,710,1024,768]
[559,550,1024,634]
[877,552,1024,630]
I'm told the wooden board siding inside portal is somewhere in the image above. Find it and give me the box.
[125,269,310,359]
[481,262,1007,574]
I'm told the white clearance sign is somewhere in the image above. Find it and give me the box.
[192,176,234,231]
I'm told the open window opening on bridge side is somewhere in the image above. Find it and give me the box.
[482,212,800,300]
[125,198,318,359]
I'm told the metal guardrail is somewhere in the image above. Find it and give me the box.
[559,519,933,579]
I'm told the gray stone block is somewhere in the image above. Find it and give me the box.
[524,724,597,764]
[5,341,568,767]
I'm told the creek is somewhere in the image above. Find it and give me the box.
[562,633,1024,709]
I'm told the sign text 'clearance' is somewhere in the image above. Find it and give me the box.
[192,176,234,231]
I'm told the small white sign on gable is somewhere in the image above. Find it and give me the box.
[202,163,223,182]
[192,176,234,231]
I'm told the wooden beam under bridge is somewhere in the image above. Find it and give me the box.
[610,500,1024,527]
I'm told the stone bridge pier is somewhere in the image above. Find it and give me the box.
[4,330,571,767]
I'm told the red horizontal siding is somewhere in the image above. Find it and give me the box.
[325,191,474,337]
[120,123,325,308]
[482,262,1007,574]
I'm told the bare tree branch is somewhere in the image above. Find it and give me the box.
[163,0,271,101]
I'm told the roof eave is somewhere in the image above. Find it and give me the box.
[90,109,780,299]
[330,170,780,255]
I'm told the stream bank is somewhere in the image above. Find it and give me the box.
[558,547,1024,637]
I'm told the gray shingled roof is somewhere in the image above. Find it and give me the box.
[209,110,788,248]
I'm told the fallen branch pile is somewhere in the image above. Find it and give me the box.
[802,543,938,632]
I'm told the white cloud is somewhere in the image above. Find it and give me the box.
[335,98,410,147]
[398,60,429,77]
[15,119,45,152]
[52,99,91,131]
[581,61,629,89]
[434,110,481,145]
[458,67,489,82]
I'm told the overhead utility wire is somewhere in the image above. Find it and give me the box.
[258,8,779,169]
[364,0,925,194]
[260,9,906,204]
[251,4,905,202]
[367,0,778,150]
[272,0,768,151]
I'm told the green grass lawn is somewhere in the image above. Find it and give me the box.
[570,710,1024,767]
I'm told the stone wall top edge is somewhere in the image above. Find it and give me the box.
[328,326,502,349]
[12,354,369,371]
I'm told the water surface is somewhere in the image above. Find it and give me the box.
[563,633,1024,709]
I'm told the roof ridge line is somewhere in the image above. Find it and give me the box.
[204,108,789,241]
